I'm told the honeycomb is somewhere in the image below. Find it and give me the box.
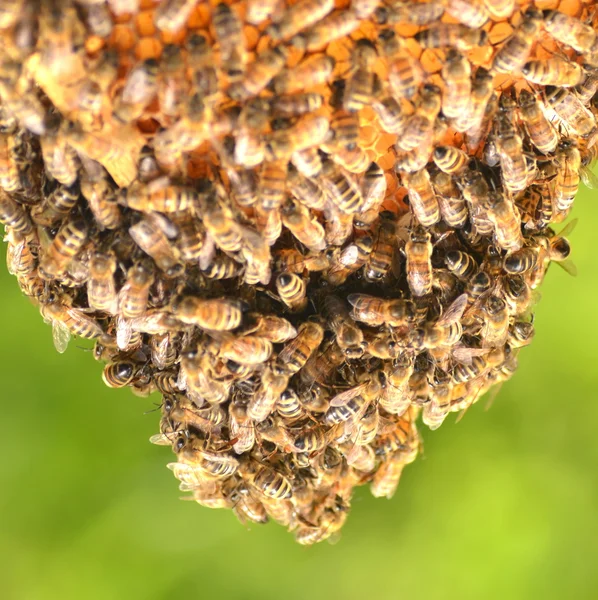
[0,0,597,544]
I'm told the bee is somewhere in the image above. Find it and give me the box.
[445,250,478,281]
[329,146,371,174]
[518,89,559,155]
[508,320,535,349]
[574,68,598,105]
[241,459,293,500]
[246,0,283,25]
[240,228,272,286]
[277,388,308,424]
[379,357,414,415]
[490,7,542,74]
[213,2,246,80]
[324,204,354,247]
[395,84,441,154]
[118,261,154,319]
[270,93,324,117]
[324,377,380,426]
[372,91,408,134]
[382,1,444,25]
[267,0,334,41]
[553,141,581,214]
[361,162,387,212]
[401,169,440,228]
[348,294,415,327]
[293,423,334,453]
[522,57,583,87]
[483,192,523,252]
[230,484,269,525]
[229,46,288,101]
[405,226,433,297]
[466,270,493,306]
[543,9,597,54]
[157,44,188,121]
[327,84,360,151]
[220,336,273,367]
[0,133,20,193]
[433,172,468,229]
[364,215,397,282]
[174,218,204,263]
[154,0,197,33]
[412,293,468,352]
[39,218,88,279]
[125,179,197,214]
[102,361,137,389]
[40,123,78,187]
[277,321,324,375]
[441,50,472,121]
[229,398,256,454]
[287,167,326,211]
[174,297,243,332]
[88,251,118,314]
[202,255,240,280]
[457,67,495,141]
[178,441,240,480]
[0,190,32,235]
[247,366,288,422]
[320,160,364,214]
[281,199,326,252]
[179,349,232,406]
[79,171,121,231]
[480,295,509,348]
[322,295,364,359]
[378,28,423,100]
[129,218,181,275]
[444,0,488,28]
[344,39,378,112]
[276,272,308,312]
[255,205,282,247]
[41,293,106,353]
[113,59,159,124]
[150,333,178,371]
[502,274,533,315]
[370,454,405,499]
[257,161,287,212]
[415,23,487,51]
[298,9,360,52]
[494,114,528,194]
[202,204,243,253]
[544,86,596,137]
[271,54,335,95]
[433,146,469,175]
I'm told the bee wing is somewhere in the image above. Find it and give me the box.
[580,166,598,190]
[330,383,368,407]
[149,433,175,446]
[7,237,24,275]
[116,315,133,350]
[198,232,216,270]
[339,244,359,266]
[556,217,578,238]
[52,320,72,354]
[436,293,468,327]
[555,259,578,277]
[452,346,490,365]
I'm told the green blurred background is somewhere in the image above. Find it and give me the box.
[0,190,597,600]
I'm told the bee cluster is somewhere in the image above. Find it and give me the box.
[0,0,597,543]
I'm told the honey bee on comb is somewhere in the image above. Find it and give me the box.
[0,0,596,544]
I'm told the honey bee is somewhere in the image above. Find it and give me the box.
[271,54,335,95]
[444,0,488,28]
[247,366,288,422]
[433,146,468,175]
[324,377,380,426]
[40,123,78,187]
[422,371,452,430]
[125,179,198,215]
[118,260,154,319]
[322,295,365,359]
[370,454,406,499]
[299,339,345,388]
[276,272,308,313]
[102,361,138,389]
[228,397,256,454]
[173,218,204,263]
[292,423,334,453]
[277,321,324,375]
[286,167,326,211]
[179,349,232,406]
[129,218,181,275]
[154,0,197,33]
[281,199,326,252]
[257,161,286,212]
[213,2,246,80]
[480,295,509,348]
[502,274,533,315]
[324,204,354,247]
[522,57,583,87]
[412,293,468,352]
[178,440,240,480]
[269,93,323,118]
[518,89,559,155]
[364,215,396,282]
[79,170,121,231]
[445,250,478,281]
[483,192,523,252]
[267,0,334,41]
[230,483,269,525]
[344,39,378,112]
[490,6,542,74]
[220,336,273,367]
[39,218,88,279]
[381,0,443,25]
[574,68,598,105]
[88,251,118,314]
[494,114,528,194]
[458,67,495,142]
[298,9,360,52]
[255,205,282,247]
[379,357,414,415]
[405,226,433,297]
[229,46,288,101]
[41,293,106,353]
[401,169,440,228]
[441,50,472,121]
[241,459,293,500]
[202,204,243,254]
[544,86,596,137]
[0,190,33,235]
[113,59,159,124]
[0,133,20,193]
[543,9,597,54]
[320,160,364,215]
[508,320,535,348]
[433,172,468,229]
[372,91,408,134]
[415,23,487,51]
[150,333,178,371]
[466,270,493,305]
[378,28,423,100]
[174,297,243,332]
[553,141,581,214]
[395,84,441,155]
[276,388,307,424]
[348,294,415,327]
[246,0,283,25]
[202,255,240,280]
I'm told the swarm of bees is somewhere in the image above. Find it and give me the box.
[0,0,597,544]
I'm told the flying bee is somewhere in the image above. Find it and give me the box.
[490,6,542,74]
[271,54,335,95]
[112,59,159,124]
[544,86,596,137]
[483,192,524,252]
[543,9,596,54]
[378,28,423,100]
[247,365,288,423]
[118,260,154,319]
[441,50,472,121]
[174,297,243,332]
[553,141,581,215]
[88,251,118,314]
[320,160,364,215]
[277,321,324,375]
[0,190,33,235]
[405,226,433,297]
[276,272,308,313]
[129,218,181,275]
[522,57,583,87]
[322,295,365,359]
[281,199,326,252]
[286,167,326,211]
[220,336,273,367]
[41,293,106,353]
[240,459,293,500]
[344,38,378,112]
[300,339,346,387]
[401,169,440,228]
[267,0,334,41]
[154,0,197,33]
[518,89,558,155]
[102,361,138,389]
[348,294,415,327]
[414,23,487,51]
[39,218,88,279]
